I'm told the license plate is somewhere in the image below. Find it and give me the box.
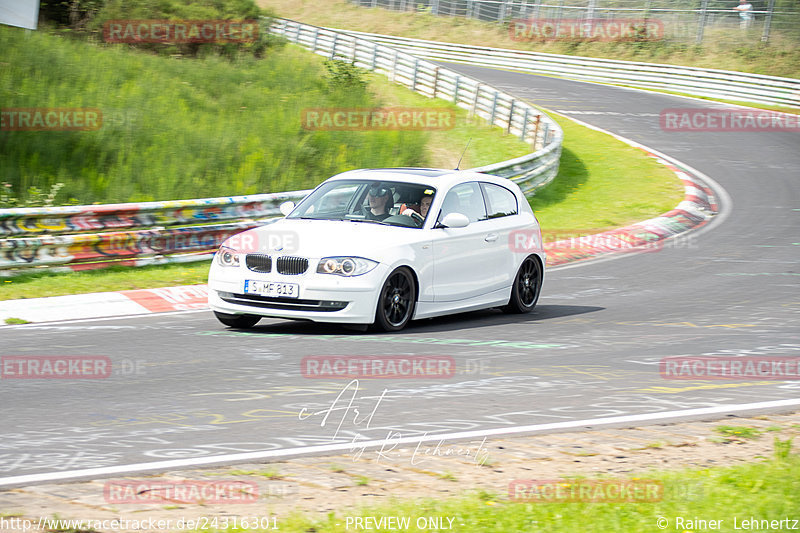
[244,280,299,298]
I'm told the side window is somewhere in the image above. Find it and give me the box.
[481,183,518,219]
[439,182,487,223]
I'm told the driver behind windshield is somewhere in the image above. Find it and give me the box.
[364,184,393,221]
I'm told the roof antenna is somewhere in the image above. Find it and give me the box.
[455,138,471,171]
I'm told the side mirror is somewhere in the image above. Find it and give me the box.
[440,212,470,228]
[279,201,295,216]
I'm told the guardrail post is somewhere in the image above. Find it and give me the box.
[761,0,776,43]
[311,28,319,52]
[533,114,541,149]
[541,120,550,147]
[391,49,399,82]
[295,22,302,43]
[432,66,440,98]
[331,34,338,59]
[432,0,439,15]
[499,0,507,22]
[453,75,460,104]
[371,42,378,70]
[411,58,419,91]
[471,83,481,117]
[490,91,499,124]
[521,107,529,141]
[351,37,357,63]
[695,0,708,44]
[507,99,515,134]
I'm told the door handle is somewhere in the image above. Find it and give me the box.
[485,233,498,242]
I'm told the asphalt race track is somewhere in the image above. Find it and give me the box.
[1,66,798,488]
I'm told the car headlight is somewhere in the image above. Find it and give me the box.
[317,256,378,276]
[216,246,240,267]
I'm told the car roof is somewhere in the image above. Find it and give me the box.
[326,168,521,192]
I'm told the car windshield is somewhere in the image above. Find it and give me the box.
[287,179,437,228]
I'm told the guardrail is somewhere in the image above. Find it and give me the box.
[333,28,800,108]
[0,18,564,274]
[0,191,308,273]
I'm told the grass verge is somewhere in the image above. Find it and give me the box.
[260,455,800,532]
[529,111,683,237]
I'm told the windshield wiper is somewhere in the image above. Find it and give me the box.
[348,218,391,225]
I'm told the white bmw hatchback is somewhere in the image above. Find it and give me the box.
[207,168,545,331]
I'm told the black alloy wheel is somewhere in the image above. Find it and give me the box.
[374,267,416,331]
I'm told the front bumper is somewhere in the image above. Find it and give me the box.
[208,262,389,324]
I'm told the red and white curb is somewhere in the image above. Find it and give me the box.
[0,285,209,324]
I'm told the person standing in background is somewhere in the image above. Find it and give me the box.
[734,0,754,29]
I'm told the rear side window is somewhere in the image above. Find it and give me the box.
[439,182,487,223]
[481,183,518,219]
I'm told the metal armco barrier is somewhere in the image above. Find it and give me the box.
[334,28,800,108]
[0,192,309,273]
[1,18,564,274]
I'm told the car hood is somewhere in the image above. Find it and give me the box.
[235,218,427,258]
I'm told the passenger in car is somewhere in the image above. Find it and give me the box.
[402,192,433,219]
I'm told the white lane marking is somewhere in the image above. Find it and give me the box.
[1,398,799,488]
[556,110,660,117]
[0,309,209,329]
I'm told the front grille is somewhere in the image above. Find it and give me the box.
[276,256,308,275]
[245,254,272,273]
[221,292,348,313]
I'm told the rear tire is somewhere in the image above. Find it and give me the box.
[214,311,261,329]
[373,267,416,331]
[502,256,542,314]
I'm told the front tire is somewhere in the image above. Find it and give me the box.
[502,256,542,314]
[214,311,261,329]
[374,267,416,331]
